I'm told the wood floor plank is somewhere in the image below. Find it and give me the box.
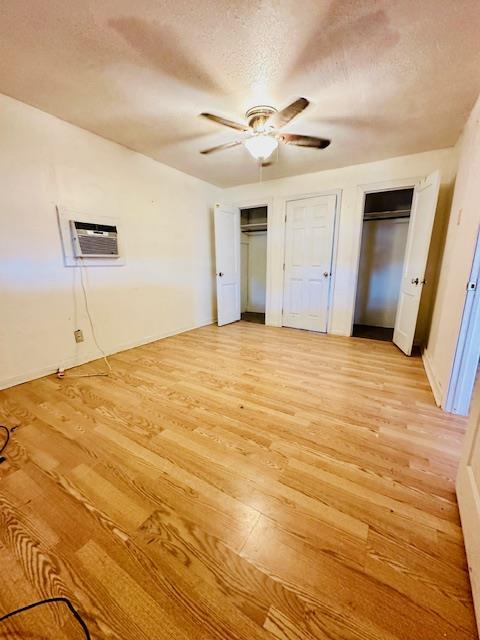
[0,322,476,638]
[240,516,472,640]
[135,506,304,629]
[365,530,476,630]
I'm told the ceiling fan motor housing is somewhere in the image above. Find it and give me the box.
[245,105,277,132]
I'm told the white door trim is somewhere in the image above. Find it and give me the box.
[350,177,421,337]
[456,379,480,635]
[230,192,342,331]
[445,228,480,415]
[232,198,273,324]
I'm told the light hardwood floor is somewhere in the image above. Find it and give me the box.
[0,322,477,639]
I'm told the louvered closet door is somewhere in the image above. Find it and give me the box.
[282,195,336,332]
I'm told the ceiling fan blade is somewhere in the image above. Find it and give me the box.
[200,112,248,131]
[279,133,331,149]
[200,140,242,155]
[267,97,309,129]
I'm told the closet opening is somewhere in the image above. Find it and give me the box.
[240,206,268,325]
[353,187,414,342]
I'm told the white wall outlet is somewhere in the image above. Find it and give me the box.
[74,329,84,343]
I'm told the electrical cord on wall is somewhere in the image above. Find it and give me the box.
[0,597,91,639]
[79,262,112,373]
[59,261,112,380]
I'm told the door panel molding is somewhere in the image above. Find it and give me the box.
[393,170,440,355]
[282,194,337,332]
[214,204,241,326]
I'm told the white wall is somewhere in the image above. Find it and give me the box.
[246,232,267,313]
[240,232,267,314]
[225,149,456,335]
[354,219,409,328]
[0,93,220,389]
[424,94,480,406]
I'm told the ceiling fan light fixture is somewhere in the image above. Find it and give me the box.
[244,134,278,160]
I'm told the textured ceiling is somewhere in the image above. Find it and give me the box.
[1,0,480,187]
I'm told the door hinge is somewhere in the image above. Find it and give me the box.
[283,263,285,271]
[285,213,287,223]
[467,281,477,291]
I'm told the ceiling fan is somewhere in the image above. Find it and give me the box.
[199,98,330,164]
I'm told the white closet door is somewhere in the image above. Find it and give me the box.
[214,204,240,326]
[456,380,480,636]
[393,170,440,355]
[282,194,336,332]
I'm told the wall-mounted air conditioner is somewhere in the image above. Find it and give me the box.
[70,220,119,258]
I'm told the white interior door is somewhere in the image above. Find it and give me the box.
[282,194,336,332]
[456,380,480,636]
[393,170,440,355]
[214,204,240,326]
[446,230,480,414]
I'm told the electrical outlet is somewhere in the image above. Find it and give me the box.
[74,329,84,343]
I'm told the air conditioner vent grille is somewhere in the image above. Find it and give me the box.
[70,220,120,258]
[78,235,118,255]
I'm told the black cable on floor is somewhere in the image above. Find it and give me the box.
[0,424,13,463]
[0,596,91,639]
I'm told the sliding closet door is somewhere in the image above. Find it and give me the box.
[282,194,336,332]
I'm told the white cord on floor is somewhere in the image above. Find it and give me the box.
[60,261,112,379]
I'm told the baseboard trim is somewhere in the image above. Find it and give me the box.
[422,347,443,407]
[0,317,215,391]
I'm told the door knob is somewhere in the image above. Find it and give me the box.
[218,272,224,277]
[323,272,329,278]
[411,277,419,285]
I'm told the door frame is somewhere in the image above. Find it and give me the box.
[233,198,273,322]
[240,235,249,314]
[456,378,480,635]
[281,189,341,333]
[444,228,480,415]
[350,177,420,337]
